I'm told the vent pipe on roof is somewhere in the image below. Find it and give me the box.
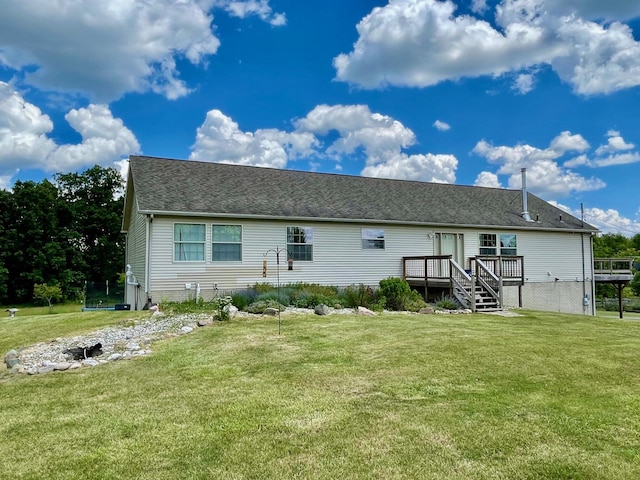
[521,168,533,222]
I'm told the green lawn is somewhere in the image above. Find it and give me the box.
[1,309,639,479]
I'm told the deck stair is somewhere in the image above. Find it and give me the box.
[402,255,524,312]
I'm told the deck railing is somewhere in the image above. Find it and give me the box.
[450,260,473,310]
[473,258,502,307]
[593,258,634,275]
[473,256,524,284]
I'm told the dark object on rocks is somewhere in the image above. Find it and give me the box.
[314,304,330,316]
[63,343,103,361]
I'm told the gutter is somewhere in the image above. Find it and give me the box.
[136,209,597,234]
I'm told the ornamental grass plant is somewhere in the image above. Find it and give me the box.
[1,309,639,479]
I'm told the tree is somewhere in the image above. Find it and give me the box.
[54,165,125,284]
[33,283,63,313]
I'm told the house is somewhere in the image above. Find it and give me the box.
[121,155,598,314]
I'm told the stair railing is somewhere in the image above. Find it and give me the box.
[450,259,474,311]
[472,257,502,308]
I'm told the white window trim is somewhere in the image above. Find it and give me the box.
[286,226,314,262]
[173,222,206,262]
[211,224,243,262]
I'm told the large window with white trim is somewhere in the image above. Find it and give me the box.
[479,233,517,256]
[362,228,385,249]
[174,223,205,261]
[212,225,242,261]
[287,226,313,261]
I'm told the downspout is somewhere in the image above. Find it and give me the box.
[145,214,153,307]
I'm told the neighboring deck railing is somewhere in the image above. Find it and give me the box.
[593,258,634,275]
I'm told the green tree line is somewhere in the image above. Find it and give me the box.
[593,233,640,297]
[0,165,124,305]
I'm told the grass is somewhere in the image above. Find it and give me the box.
[1,309,640,479]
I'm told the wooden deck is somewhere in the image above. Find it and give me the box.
[402,255,524,312]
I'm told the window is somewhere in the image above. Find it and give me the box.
[287,226,313,261]
[174,223,205,261]
[362,228,385,249]
[212,225,242,261]
[479,233,517,256]
[479,233,497,255]
[500,233,517,256]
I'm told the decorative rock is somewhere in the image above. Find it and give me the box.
[37,365,55,374]
[11,364,26,374]
[69,363,82,370]
[314,304,330,316]
[4,349,19,368]
[6,357,21,369]
[125,342,141,351]
[107,353,123,361]
[82,358,100,367]
[180,326,193,334]
[197,318,213,327]
[357,306,376,316]
[264,307,278,316]
[227,305,239,318]
[418,307,435,314]
[54,362,71,371]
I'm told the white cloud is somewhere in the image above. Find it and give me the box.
[191,104,459,183]
[334,0,640,96]
[592,152,640,167]
[0,0,285,102]
[190,110,290,168]
[47,105,141,172]
[595,130,635,155]
[214,0,286,26]
[0,82,139,183]
[361,153,457,183]
[473,134,606,199]
[334,0,553,89]
[471,0,489,15]
[549,131,590,155]
[474,171,502,188]
[0,82,56,172]
[433,120,451,131]
[296,104,416,161]
[550,201,640,234]
[512,73,535,94]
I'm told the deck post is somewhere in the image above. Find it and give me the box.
[424,257,428,301]
[618,282,624,319]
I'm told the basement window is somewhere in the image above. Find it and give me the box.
[174,223,205,261]
[287,226,313,261]
[362,228,385,249]
[212,225,242,261]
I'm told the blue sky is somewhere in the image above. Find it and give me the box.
[1,0,639,234]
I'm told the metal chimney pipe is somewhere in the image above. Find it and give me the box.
[521,168,532,222]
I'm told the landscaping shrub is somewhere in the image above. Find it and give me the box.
[404,289,428,312]
[379,277,411,311]
[245,299,286,314]
[435,296,459,310]
[341,284,377,309]
[230,291,253,311]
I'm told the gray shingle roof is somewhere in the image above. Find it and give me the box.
[126,155,596,232]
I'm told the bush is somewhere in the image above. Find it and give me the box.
[435,296,459,310]
[246,299,286,314]
[378,277,411,311]
[404,289,428,312]
[230,291,253,311]
[341,284,377,309]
